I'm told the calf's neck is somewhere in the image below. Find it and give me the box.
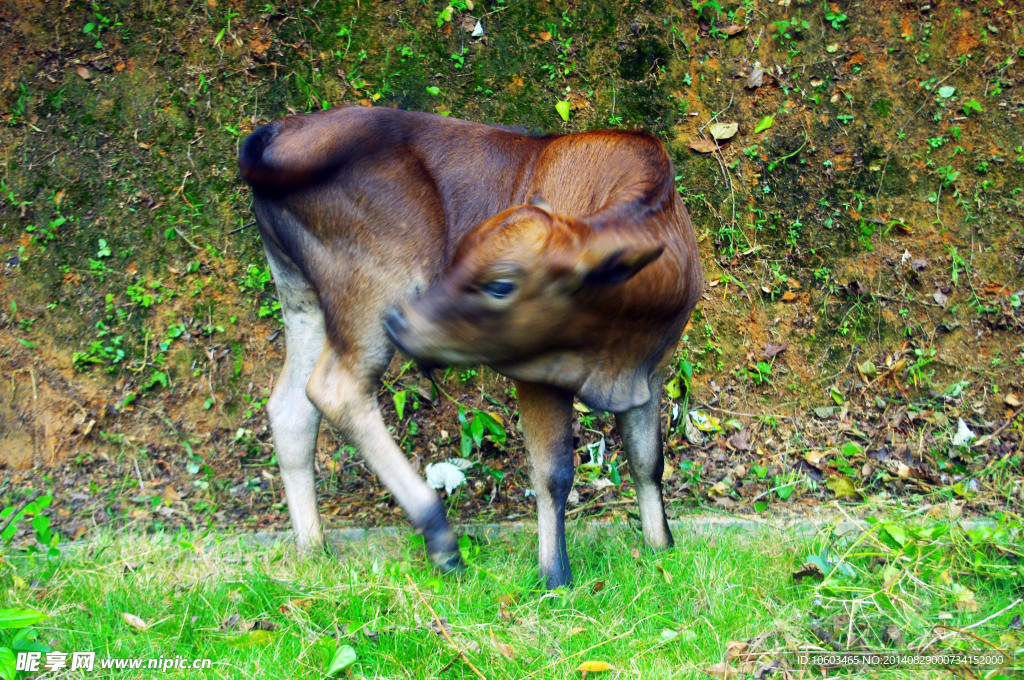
[239,106,703,588]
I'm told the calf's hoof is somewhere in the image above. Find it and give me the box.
[293,531,327,554]
[542,568,573,590]
[418,500,464,573]
[426,531,465,573]
[429,547,466,574]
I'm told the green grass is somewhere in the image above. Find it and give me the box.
[1,512,1021,679]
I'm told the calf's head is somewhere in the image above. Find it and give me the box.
[384,201,663,371]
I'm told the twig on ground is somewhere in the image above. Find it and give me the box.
[565,498,634,518]
[404,573,487,680]
[924,613,1018,672]
[174,228,201,251]
[228,220,256,235]
[974,406,1024,448]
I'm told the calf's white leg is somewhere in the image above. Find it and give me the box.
[264,248,327,549]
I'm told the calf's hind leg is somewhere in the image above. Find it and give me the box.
[616,383,674,550]
[306,344,463,572]
[263,247,328,549]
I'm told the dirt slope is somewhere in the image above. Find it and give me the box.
[0,0,1021,540]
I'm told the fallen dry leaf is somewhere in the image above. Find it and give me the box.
[704,661,737,679]
[122,612,148,631]
[220,613,241,631]
[577,660,614,673]
[76,65,92,80]
[953,585,979,612]
[725,640,749,660]
[792,562,824,583]
[428,617,453,637]
[490,632,516,659]
[746,62,764,89]
[709,122,738,140]
[720,24,745,35]
[688,138,718,154]
[926,501,963,521]
[884,624,904,647]
[727,430,750,451]
[825,475,860,499]
[713,496,737,510]
[708,480,730,496]
[654,564,673,584]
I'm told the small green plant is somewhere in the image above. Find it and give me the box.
[677,460,702,486]
[213,11,240,48]
[435,1,467,27]
[787,219,802,249]
[8,83,31,125]
[907,348,936,387]
[240,264,272,293]
[771,472,798,500]
[823,4,848,30]
[1,494,60,558]
[960,99,981,115]
[72,324,125,371]
[691,0,723,22]
[82,4,120,49]
[664,356,694,411]
[126,278,164,308]
[771,14,809,48]
[936,165,960,186]
[0,608,50,680]
[457,406,506,457]
[739,359,773,386]
[948,246,967,287]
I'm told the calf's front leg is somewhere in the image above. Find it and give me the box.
[515,380,575,589]
[615,386,674,550]
[306,345,463,572]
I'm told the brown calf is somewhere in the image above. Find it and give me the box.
[239,106,703,588]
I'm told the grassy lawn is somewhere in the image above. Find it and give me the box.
[1,510,1021,679]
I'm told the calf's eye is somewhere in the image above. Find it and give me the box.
[480,278,518,299]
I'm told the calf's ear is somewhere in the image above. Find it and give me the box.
[582,243,664,287]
